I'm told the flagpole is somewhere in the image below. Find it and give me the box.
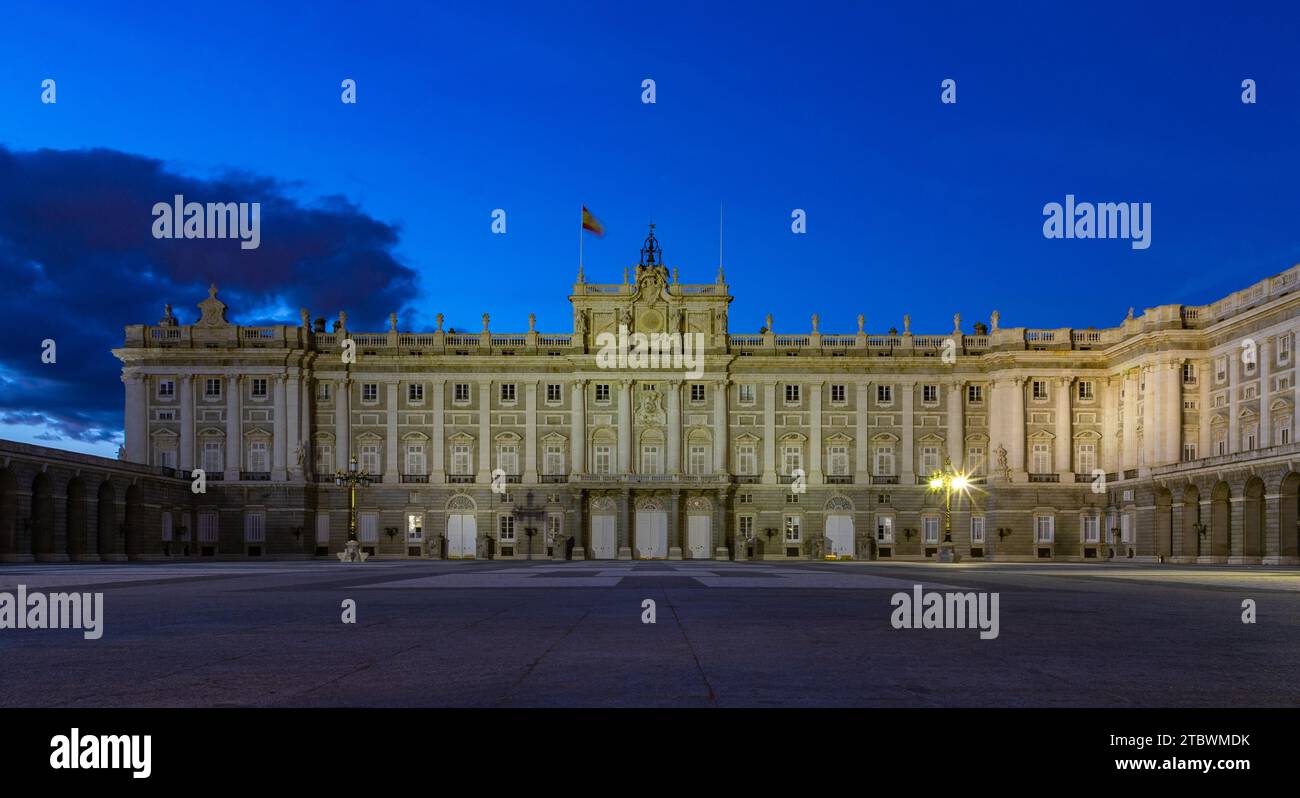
[579,206,583,271]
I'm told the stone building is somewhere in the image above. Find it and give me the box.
[5,226,1295,564]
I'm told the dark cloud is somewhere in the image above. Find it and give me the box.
[0,145,419,443]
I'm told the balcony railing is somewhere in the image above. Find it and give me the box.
[240,471,271,481]
[1028,473,1060,483]
[826,475,853,484]
[871,475,898,485]
[541,474,568,483]
[734,475,759,484]
[401,474,429,483]
[447,474,475,483]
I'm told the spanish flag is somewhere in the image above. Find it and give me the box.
[581,205,605,238]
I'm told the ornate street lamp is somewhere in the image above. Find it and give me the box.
[335,454,372,561]
[926,457,970,563]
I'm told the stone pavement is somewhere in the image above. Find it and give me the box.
[0,560,1296,707]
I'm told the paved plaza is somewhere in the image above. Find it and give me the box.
[1,560,1297,707]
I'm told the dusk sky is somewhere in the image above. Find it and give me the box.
[1,1,1298,456]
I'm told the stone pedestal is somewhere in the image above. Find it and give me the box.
[713,547,729,560]
[337,539,369,563]
[572,546,586,560]
[668,546,683,560]
[935,543,961,563]
[617,546,632,560]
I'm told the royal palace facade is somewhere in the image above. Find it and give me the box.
[3,228,1299,565]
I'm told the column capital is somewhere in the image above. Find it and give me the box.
[1057,375,1072,388]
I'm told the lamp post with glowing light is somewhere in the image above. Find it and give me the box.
[335,454,372,561]
[927,457,969,563]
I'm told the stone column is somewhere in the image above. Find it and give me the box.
[336,378,350,470]
[1121,370,1138,471]
[122,373,147,464]
[179,374,195,471]
[856,380,871,483]
[225,374,242,480]
[477,379,492,482]
[714,487,729,559]
[1164,361,1183,463]
[900,381,915,484]
[1293,329,1300,440]
[1258,339,1272,448]
[1198,360,1211,458]
[667,380,681,475]
[524,381,538,483]
[988,379,1004,475]
[714,379,729,476]
[432,379,446,481]
[272,374,288,480]
[668,490,682,559]
[570,380,585,477]
[1009,377,1026,476]
[384,381,400,483]
[286,371,302,480]
[1055,376,1072,478]
[1141,364,1158,470]
[809,381,823,484]
[947,380,963,468]
[1227,353,1239,453]
[1101,376,1117,473]
[617,379,632,474]
[762,381,777,484]
[300,370,313,476]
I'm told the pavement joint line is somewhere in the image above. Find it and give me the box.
[662,588,718,708]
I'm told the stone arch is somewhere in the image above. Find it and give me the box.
[97,479,118,559]
[1280,472,1299,560]
[1210,481,1231,558]
[635,496,665,512]
[445,493,477,512]
[0,467,17,558]
[30,471,55,558]
[1153,485,1173,559]
[824,495,855,513]
[1242,476,1264,560]
[685,495,713,513]
[124,483,145,560]
[590,496,616,513]
[1180,483,1200,558]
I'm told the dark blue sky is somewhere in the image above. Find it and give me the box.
[1,1,1298,455]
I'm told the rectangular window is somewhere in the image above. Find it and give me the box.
[923,517,939,544]
[690,384,706,403]
[1182,442,1198,462]
[244,511,266,544]
[1077,381,1094,401]
[452,444,472,475]
[739,515,754,540]
[247,440,269,473]
[875,446,895,476]
[158,379,175,398]
[784,384,801,403]
[407,513,424,543]
[1182,363,1196,385]
[408,383,424,403]
[497,444,519,475]
[920,445,939,476]
[738,384,755,404]
[689,445,708,476]
[547,513,562,543]
[1215,357,1227,383]
[828,445,849,476]
[737,445,757,475]
[592,445,612,475]
[203,440,223,473]
[358,512,378,544]
[362,383,378,403]
[922,385,938,404]
[970,516,985,544]
[1281,426,1293,446]
[1076,442,1096,474]
[498,515,516,542]
[360,443,381,475]
[315,513,330,544]
[1035,515,1055,543]
[831,384,846,403]
[156,447,177,469]
[1032,380,1048,401]
[315,443,333,476]
[967,384,983,404]
[405,444,426,475]
[1082,514,1100,543]
[318,382,331,402]
[205,378,222,398]
[500,383,516,402]
[454,383,470,402]
[544,445,564,475]
[1031,442,1051,474]
[198,510,219,543]
[782,445,802,475]
[595,384,610,403]
[1279,334,1292,363]
[547,383,562,403]
[640,445,661,475]
[876,516,894,543]
[784,515,801,542]
[251,378,268,398]
[877,385,892,404]
[966,446,985,477]
[1120,513,1133,544]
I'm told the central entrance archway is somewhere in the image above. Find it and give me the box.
[824,496,856,559]
[589,497,617,560]
[634,497,667,559]
[686,496,712,559]
[445,494,477,559]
